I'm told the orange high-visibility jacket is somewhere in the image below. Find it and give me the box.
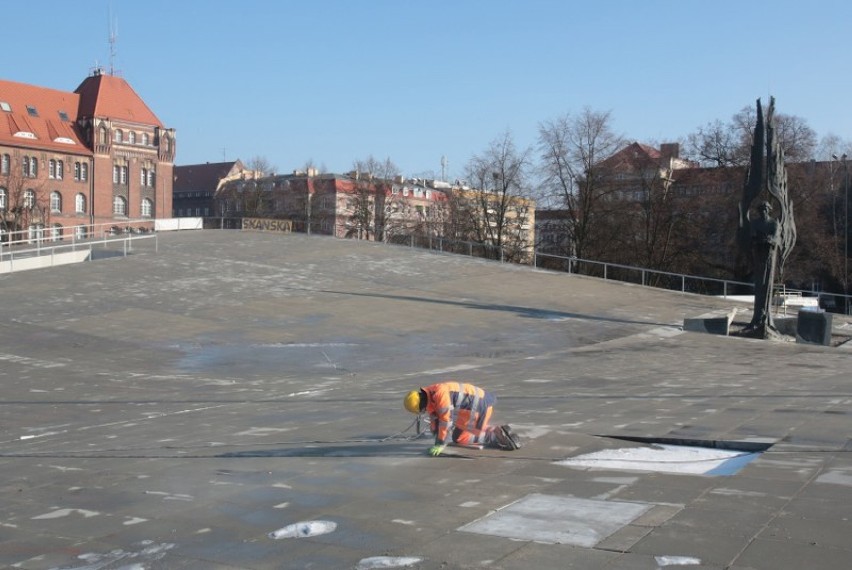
[422,382,496,444]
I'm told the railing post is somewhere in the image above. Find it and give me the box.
[682,275,686,293]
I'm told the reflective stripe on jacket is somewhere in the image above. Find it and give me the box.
[422,382,496,444]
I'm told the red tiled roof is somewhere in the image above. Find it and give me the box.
[75,73,163,127]
[0,79,87,153]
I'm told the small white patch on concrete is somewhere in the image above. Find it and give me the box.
[269,520,337,539]
[556,444,751,475]
[66,541,174,569]
[123,517,147,525]
[522,378,553,383]
[48,465,83,472]
[816,469,852,486]
[414,364,481,376]
[460,501,480,508]
[459,494,650,547]
[234,427,291,436]
[272,483,293,489]
[356,556,423,569]
[144,491,194,501]
[196,527,211,534]
[1,521,18,528]
[710,488,766,497]
[32,508,99,520]
[655,555,702,566]
[273,502,290,509]
[593,477,639,485]
[392,519,415,525]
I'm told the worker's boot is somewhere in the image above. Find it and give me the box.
[492,425,521,450]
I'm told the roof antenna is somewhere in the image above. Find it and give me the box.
[108,6,119,76]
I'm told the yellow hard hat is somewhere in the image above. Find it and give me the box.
[404,390,422,414]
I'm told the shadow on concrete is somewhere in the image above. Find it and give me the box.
[217,441,427,458]
[318,289,674,329]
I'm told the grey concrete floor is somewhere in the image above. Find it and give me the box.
[1,230,851,570]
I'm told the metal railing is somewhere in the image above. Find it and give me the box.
[221,215,852,312]
[1,220,158,274]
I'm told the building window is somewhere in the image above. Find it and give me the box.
[114,129,122,142]
[141,198,153,217]
[74,161,89,182]
[140,168,148,186]
[142,133,150,145]
[75,193,86,214]
[0,187,6,210]
[99,127,107,145]
[113,196,127,216]
[50,191,62,212]
[48,160,64,180]
[75,225,87,240]
[113,165,128,185]
[147,169,155,187]
[1,153,9,174]
[26,105,39,117]
[128,131,136,144]
[24,189,35,209]
[51,224,63,241]
[22,156,37,178]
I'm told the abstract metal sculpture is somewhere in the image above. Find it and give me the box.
[737,98,797,339]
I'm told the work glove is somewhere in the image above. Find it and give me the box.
[428,444,446,457]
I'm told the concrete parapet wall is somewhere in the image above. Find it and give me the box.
[0,249,91,275]
[683,309,737,336]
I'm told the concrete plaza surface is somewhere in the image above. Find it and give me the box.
[1,230,851,570]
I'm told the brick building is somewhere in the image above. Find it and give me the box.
[0,70,175,241]
[216,170,450,239]
[173,160,246,218]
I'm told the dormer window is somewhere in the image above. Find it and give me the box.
[58,111,69,122]
[26,105,38,117]
[0,101,11,112]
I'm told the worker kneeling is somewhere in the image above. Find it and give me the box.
[404,381,521,456]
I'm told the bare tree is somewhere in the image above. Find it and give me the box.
[685,106,817,167]
[459,131,535,261]
[347,155,402,241]
[1,163,49,241]
[537,108,626,261]
[216,156,277,217]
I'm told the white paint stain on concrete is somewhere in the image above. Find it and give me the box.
[273,502,290,509]
[269,520,337,539]
[356,556,423,569]
[556,445,750,475]
[56,541,175,570]
[32,508,99,520]
[655,555,702,566]
[144,491,194,501]
[392,519,415,525]
[123,517,147,525]
[460,501,480,507]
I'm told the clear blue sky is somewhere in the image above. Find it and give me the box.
[5,0,851,179]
